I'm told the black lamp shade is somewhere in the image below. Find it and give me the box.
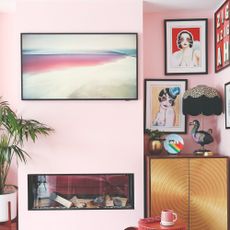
[183,85,222,116]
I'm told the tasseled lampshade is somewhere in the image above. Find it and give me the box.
[183,85,222,116]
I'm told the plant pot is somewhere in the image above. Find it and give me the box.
[0,186,17,222]
[149,140,163,154]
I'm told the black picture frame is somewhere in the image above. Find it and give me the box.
[21,33,138,100]
[144,79,187,134]
[225,82,230,129]
[214,0,230,73]
[27,173,134,210]
[164,18,208,75]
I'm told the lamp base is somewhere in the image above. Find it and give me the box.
[193,149,213,156]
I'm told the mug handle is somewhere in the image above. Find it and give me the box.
[173,213,177,222]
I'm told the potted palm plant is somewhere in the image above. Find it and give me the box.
[0,100,53,222]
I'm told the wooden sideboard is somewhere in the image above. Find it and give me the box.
[145,154,229,230]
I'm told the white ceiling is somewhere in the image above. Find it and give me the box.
[144,0,222,12]
[0,0,15,12]
[0,0,223,13]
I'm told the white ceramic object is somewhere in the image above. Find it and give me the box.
[163,134,184,154]
[0,190,17,222]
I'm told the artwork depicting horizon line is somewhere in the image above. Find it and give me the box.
[21,33,138,100]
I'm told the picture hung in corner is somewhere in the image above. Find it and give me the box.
[214,0,230,73]
[144,79,187,134]
[225,82,230,129]
[164,18,208,75]
[21,33,138,100]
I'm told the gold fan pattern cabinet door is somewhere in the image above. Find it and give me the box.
[148,158,189,225]
[190,158,228,230]
[146,156,229,230]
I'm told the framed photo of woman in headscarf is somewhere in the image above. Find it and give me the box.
[144,79,187,133]
[165,19,208,75]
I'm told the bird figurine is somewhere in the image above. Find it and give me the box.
[189,120,213,155]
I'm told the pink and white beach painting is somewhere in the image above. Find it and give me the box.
[21,34,137,100]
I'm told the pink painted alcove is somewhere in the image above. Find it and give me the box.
[143,9,230,156]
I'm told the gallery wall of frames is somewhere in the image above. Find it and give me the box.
[144,0,229,142]
[19,2,230,138]
[143,3,229,229]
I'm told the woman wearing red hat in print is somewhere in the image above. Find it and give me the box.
[153,87,180,127]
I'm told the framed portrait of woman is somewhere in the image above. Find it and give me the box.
[164,19,208,75]
[144,79,187,133]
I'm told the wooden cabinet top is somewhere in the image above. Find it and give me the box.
[145,153,229,159]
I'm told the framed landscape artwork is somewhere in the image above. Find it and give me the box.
[215,0,230,73]
[21,33,138,100]
[164,19,208,75]
[144,79,187,133]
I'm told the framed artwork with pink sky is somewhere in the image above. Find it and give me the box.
[164,19,208,75]
[21,33,138,100]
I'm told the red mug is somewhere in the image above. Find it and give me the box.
[161,209,177,225]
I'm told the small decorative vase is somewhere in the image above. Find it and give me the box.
[149,140,163,154]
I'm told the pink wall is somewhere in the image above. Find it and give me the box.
[144,10,230,155]
[0,12,18,186]
[0,1,143,229]
[1,2,230,230]
[216,69,230,155]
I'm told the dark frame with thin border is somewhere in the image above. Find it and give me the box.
[27,173,135,211]
[21,33,138,100]
[225,81,230,129]
[144,79,187,134]
[28,173,134,211]
[164,18,208,75]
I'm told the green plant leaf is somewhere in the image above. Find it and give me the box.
[144,129,165,140]
[0,99,54,193]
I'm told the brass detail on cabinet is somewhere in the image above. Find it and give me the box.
[150,159,189,225]
[147,157,228,230]
[190,158,227,230]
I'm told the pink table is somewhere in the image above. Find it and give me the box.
[138,218,186,230]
